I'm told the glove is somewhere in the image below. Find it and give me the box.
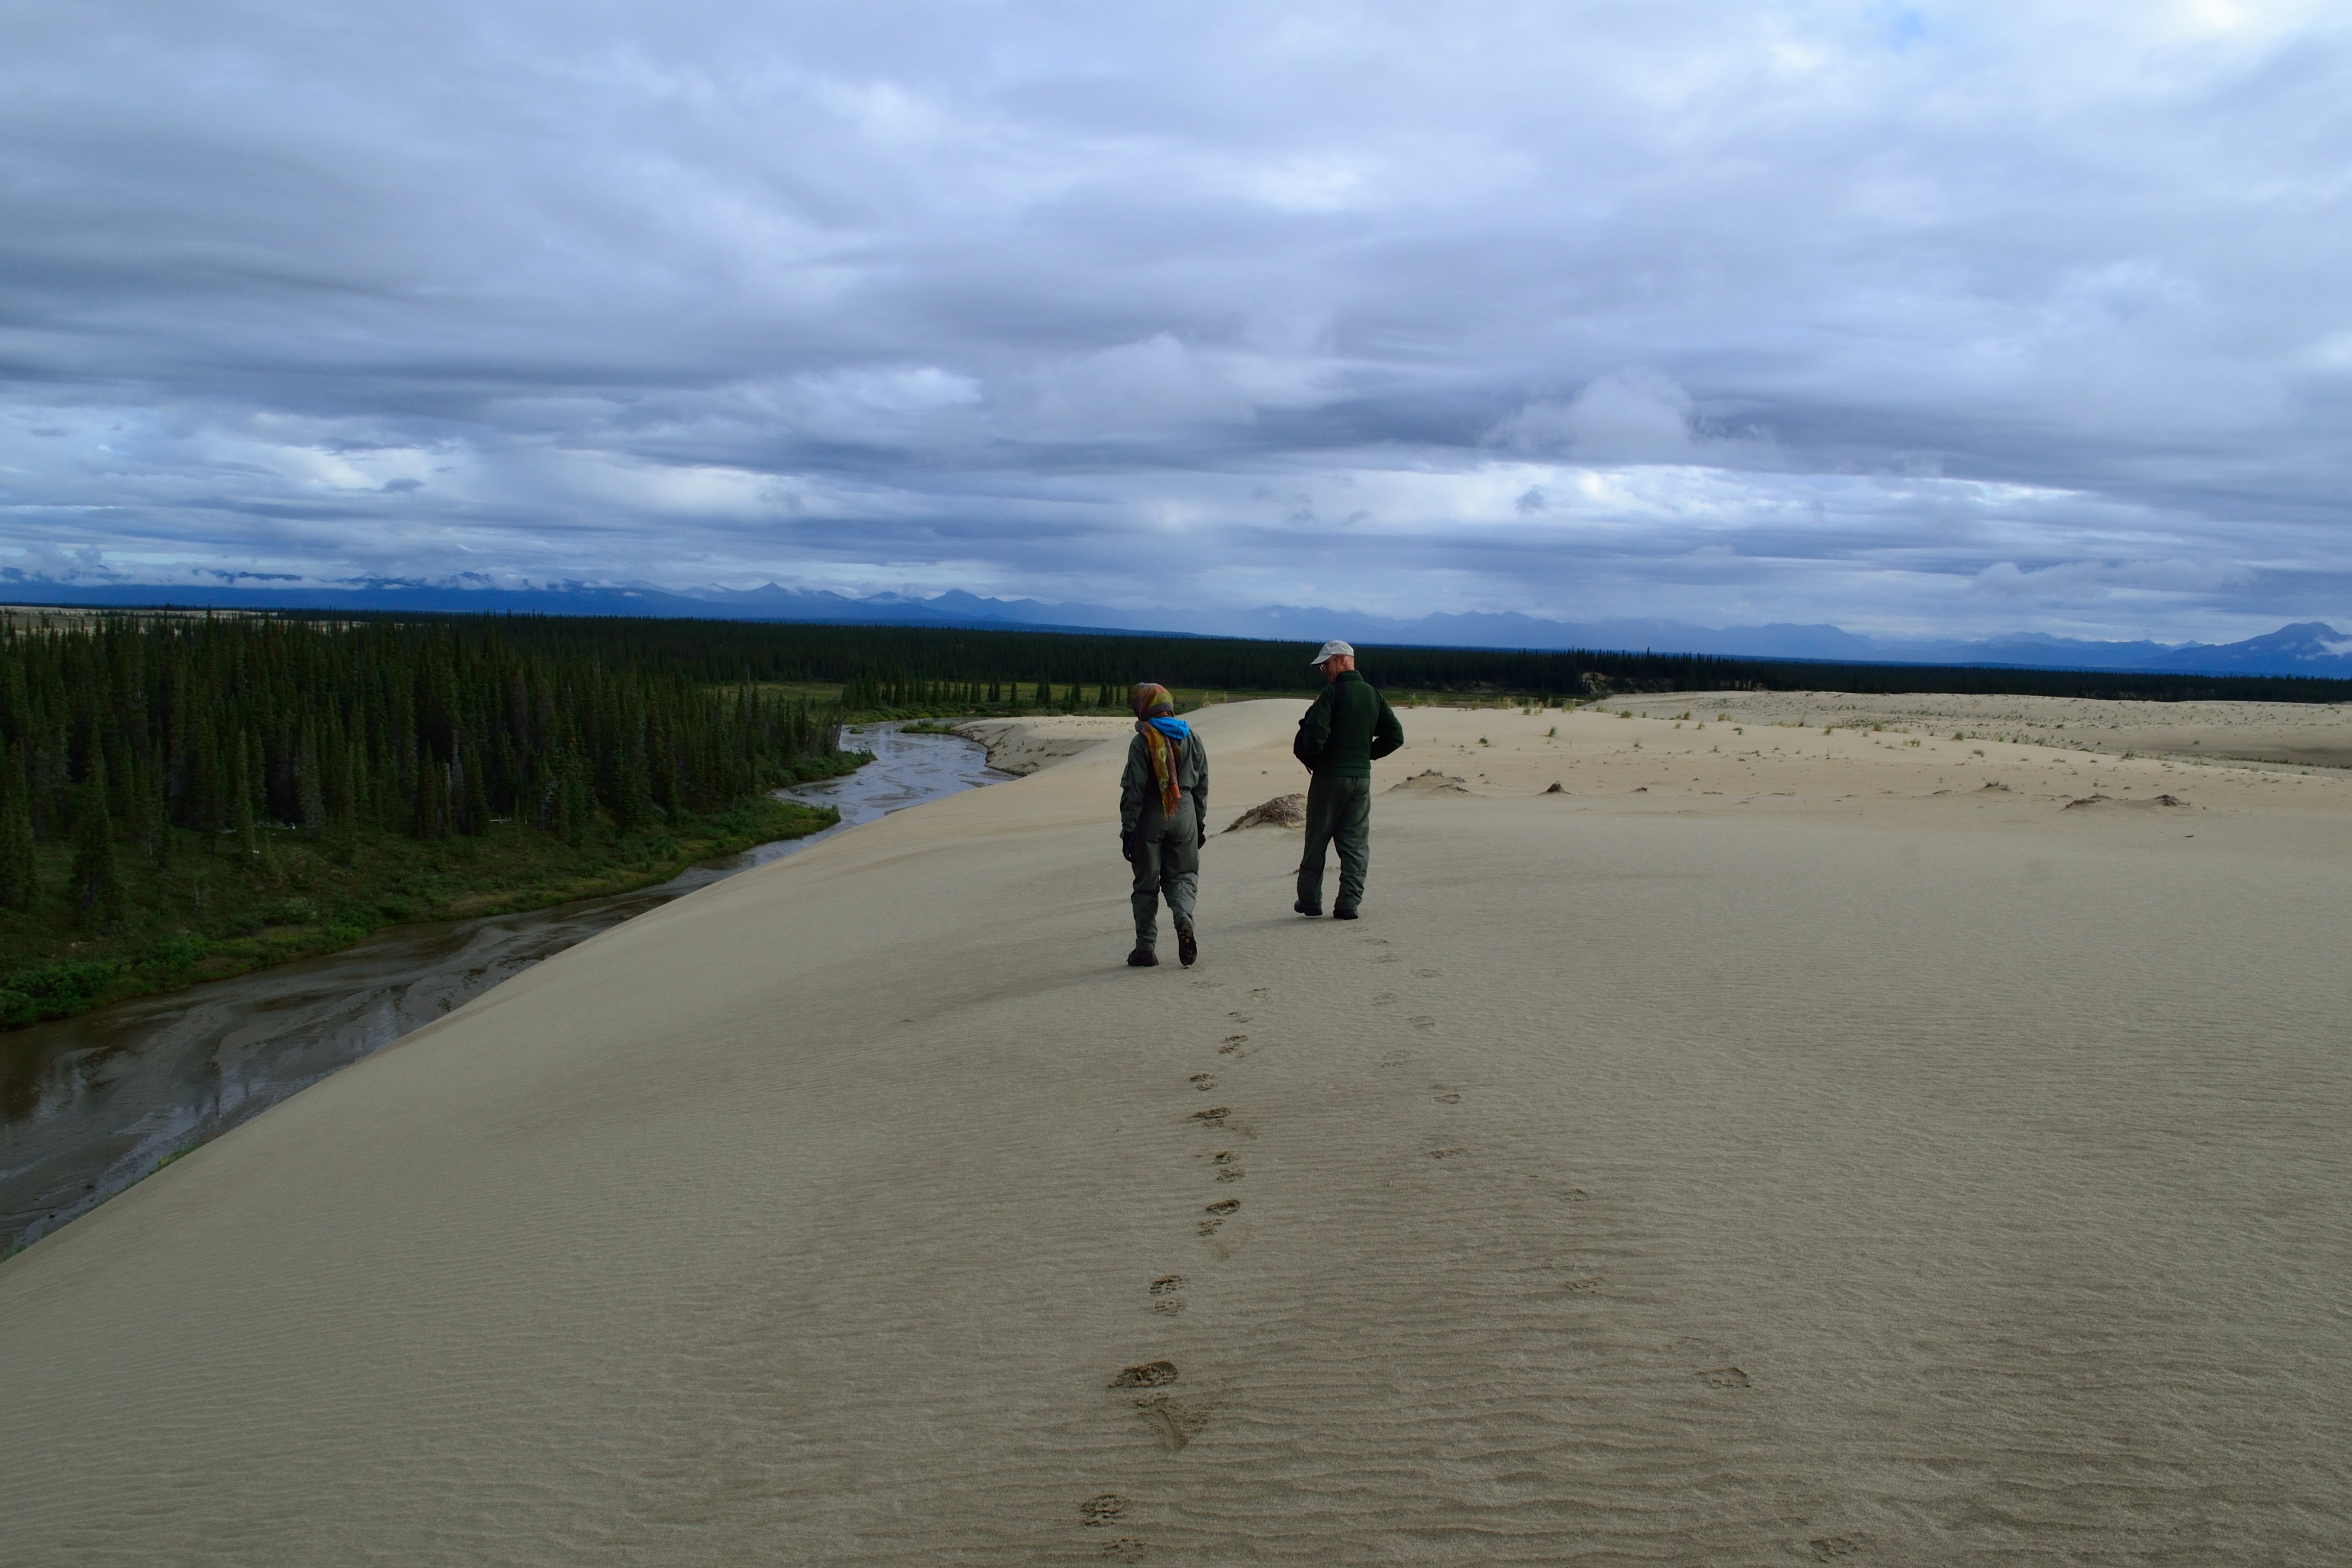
[1195,819,1208,849]
[1120,829,1141,863]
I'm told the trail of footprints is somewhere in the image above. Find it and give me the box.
[1082,934,1765,1553]
[1088,939,1463,1547]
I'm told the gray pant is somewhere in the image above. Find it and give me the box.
[1297,774,1371,912]
[1131,800,1199,949]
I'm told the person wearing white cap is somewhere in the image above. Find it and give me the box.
[1291,641,1404,918]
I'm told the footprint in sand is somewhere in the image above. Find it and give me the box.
[1808,1535,1868,1561]
[1694,1365,1753,1389]
[1413,968,1441,978]
[1132,1393,1212,1452]
[1249,988,1269,1001]
[1109,1360,1179,1389]
[1560,1276,1603,1294]
[1408,1015,1437,1030]
[1227,1011,1252,1023]
[1217,1035,1248,1055]
[1190,1073,1216,1091]
[1197,1197,1240,1235]
[1430,1085,1461,1104]
[1210,1150,1243,1182]
[1371,993,1398,1007]
[1081,1493,1131,1526]
[1099,1538,1147,1561]
[1189,1106,1230,1129]
[1149,1275,1187,1314]
[1428,1146,1465,1159]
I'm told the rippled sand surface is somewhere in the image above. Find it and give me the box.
[3,699,2346,1564]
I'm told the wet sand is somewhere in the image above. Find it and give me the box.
[0,724,1007,1255]
[1,697,2345,1563]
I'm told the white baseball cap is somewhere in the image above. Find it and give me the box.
[1311,640,1355,665]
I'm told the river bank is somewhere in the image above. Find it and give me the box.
[0,724,1008,1255]
[0,750,869,1032]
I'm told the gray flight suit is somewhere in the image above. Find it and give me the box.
[1120,728,1210,951]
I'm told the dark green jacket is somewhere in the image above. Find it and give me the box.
[1294,672,1404,777]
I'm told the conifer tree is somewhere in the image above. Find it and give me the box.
[70,761,126,929]
[614,722,654,834]
[295,722,326,828]
[0,745,37,913]
[139,762,171,868]
[229,730,257,854]
[331,738,359,828]
[459,738,490,836]
[414,757,448,840]
[554,752,593,847]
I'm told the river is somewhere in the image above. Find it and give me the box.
[0,724,1009,1255]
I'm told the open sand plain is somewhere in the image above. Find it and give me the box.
[2,695,2347,1564]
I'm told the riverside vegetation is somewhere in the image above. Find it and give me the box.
[0,615,855,1026]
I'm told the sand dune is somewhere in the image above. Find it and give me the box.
[3,697,2347,1564]
[1614,687,2352,772]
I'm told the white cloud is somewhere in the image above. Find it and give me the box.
[2,0,2349,639]
[1486,371,1698,462]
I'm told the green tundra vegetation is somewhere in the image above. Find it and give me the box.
[0,614,854,1026]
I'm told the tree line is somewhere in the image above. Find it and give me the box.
[494,615,2347,708]
[0,614,841,921]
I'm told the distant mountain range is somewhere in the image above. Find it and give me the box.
[6,576,2351,680]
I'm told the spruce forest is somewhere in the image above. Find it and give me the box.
[0,614,850,1025]
[480,616,2352,709]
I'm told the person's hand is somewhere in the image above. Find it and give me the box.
[1195,821,1208,849]
[1120,829,1141,863]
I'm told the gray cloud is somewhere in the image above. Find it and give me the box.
[3,0,2350,638]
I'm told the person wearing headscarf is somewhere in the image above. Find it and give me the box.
[1119,682,1211,967]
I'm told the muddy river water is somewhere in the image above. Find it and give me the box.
[1,725,1008,1254]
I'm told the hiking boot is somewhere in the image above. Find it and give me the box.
[1293,899,1322,917]
[1126,947,1159,967]
[1176,920,1199,967]
[1332,906,1360,920]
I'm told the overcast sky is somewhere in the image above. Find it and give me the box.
[3,0,2348,638]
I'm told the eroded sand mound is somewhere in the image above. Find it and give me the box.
[4,698,2346,1563]
[1224,794,1305,831]
[1389,769,1473,793]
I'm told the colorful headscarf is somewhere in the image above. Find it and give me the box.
[1131,683,1189,815]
